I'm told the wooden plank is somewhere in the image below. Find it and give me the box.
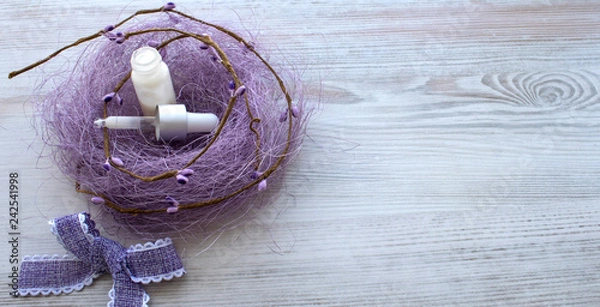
[1,0,600,306]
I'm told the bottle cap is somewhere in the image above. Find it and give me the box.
[155,104,218,142]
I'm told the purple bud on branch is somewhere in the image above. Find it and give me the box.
[234,85,246,97]
[258,179,268,192]
[164,2,176,10]
[103,159,111,171]
[115,93,123,106]
[103,92,122,105]
[103,24,115,32]
[176,174,189,185]
[210,47,222,62]
[110,157,124,167]
[167,206,179,213]
[279,109,288,122]
[251,171,262,180]
[178,168,194,177]
[105,32,117,41]
[228,80,236,90]
[291,106,300,118]
[103,92,115,103]
[91,197,105,205]
[165,196,180,206]
[115,37,125,44]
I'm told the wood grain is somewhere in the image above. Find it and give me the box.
[2,0,600,306]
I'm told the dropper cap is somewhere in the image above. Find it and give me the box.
[156,104,218,141]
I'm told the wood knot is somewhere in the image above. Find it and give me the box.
[481,71,599,109]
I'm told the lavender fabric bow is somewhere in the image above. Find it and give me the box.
[18,212,185,307]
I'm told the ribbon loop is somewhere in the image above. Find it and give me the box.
[18,212,185,307]
[52,212,97,262]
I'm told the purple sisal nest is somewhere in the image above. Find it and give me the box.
[31,10,310,236]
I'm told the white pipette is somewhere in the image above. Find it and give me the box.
[94,104,218,142]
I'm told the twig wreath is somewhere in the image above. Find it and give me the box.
[9,3,310,234]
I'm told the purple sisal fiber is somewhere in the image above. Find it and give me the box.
[32,12,311,236]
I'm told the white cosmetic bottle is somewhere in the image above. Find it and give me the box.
[130,47,177,116]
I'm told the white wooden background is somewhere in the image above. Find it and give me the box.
[2,0,600,306]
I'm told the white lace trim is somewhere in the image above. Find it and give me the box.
[107,286,150,307]
[78,213,95,242]
[130,267,186,284]
[127,238,173,253]
[23,254,77,262]
[18,254,100,296]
